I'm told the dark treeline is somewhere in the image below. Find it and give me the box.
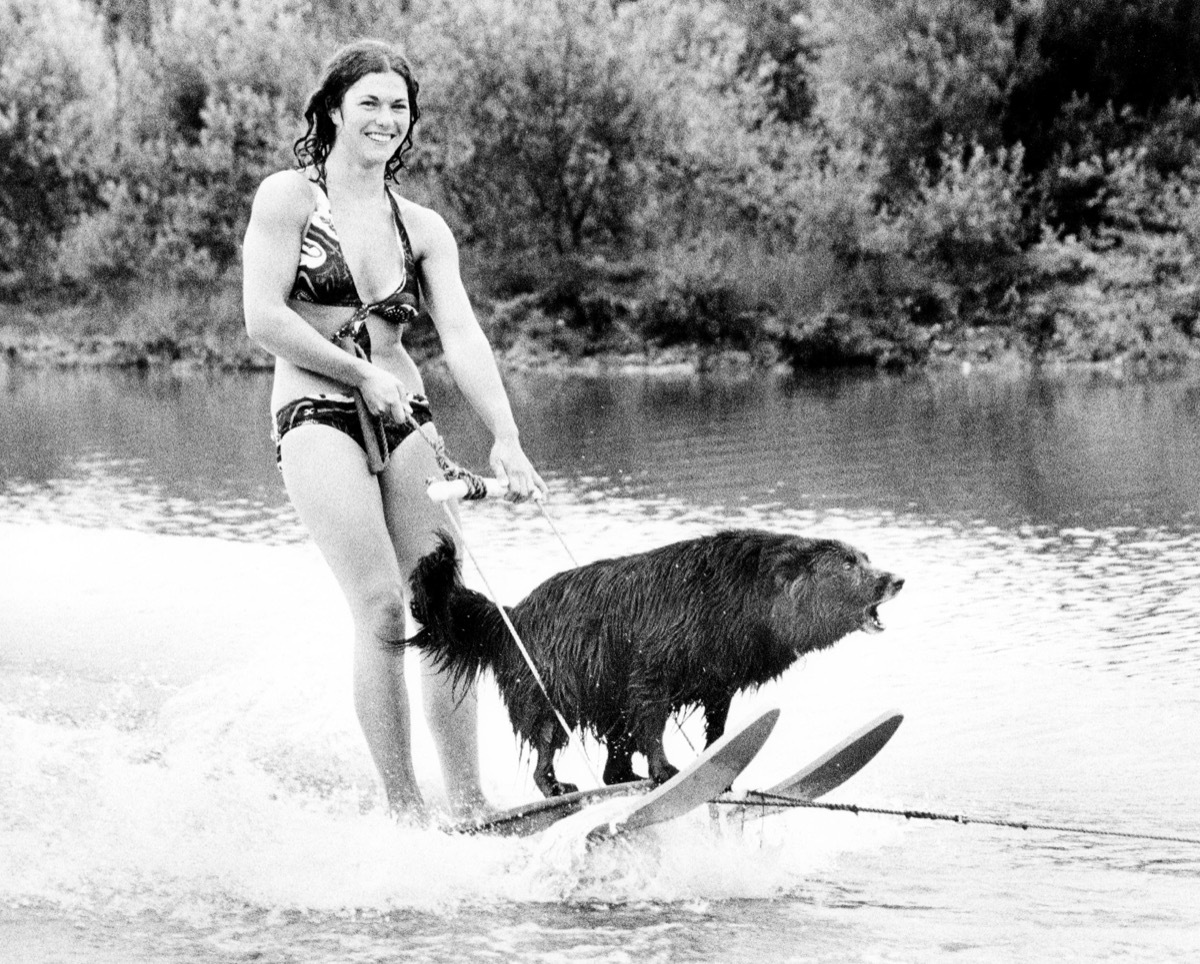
[3,0,1200,369]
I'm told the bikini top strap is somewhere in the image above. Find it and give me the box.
[385,187,421,296]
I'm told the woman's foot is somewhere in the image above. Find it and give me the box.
[385,786,428,826]
[449,789,495,823]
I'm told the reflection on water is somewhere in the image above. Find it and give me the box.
[520,370,1200,528]
[3,365,1198,538]
[2,362,1200,962]
[0,366,297,541]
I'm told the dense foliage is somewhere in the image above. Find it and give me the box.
[2,0,1199,368]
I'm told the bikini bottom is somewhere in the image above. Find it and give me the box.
[273,393,433,467]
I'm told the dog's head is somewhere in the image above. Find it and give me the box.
[766,536,903,648]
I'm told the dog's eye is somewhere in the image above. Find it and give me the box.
[842,558,855,571]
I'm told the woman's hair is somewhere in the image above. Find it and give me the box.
[293,39,421,181]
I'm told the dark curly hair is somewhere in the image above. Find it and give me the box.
[293,39,421,182]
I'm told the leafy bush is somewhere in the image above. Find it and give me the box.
[485,289,639,358]
[784,140,1028,338]
[1024,155,1200,364]
[0,0,115,291]
[1007,0,1200,174]
[811,0,1015,195]
[53,183,153,290]
[777,311,929,371]
[418,0,668,258]
[866,142,1028,327]
[49,0,315,295]
[732,0,819,125]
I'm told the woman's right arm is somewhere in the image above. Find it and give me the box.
[242,171,371,389]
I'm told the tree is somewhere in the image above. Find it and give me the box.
[727,0,820,125]
[418,0,666,260]
[0,0,114,292]
[1007,0,1200,172]
[811,0,1017,196]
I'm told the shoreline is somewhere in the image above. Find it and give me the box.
[3,325,1197,382]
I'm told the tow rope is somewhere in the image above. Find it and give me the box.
[724,792,1200,846]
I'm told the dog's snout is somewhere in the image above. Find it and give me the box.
[878,572,903,597]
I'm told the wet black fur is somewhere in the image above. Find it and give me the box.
[408,529,903,797]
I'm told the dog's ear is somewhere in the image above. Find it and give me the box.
[762,538,814,597]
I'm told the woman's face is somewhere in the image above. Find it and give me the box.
[330,70,412,162]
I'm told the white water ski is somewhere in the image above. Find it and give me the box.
[449,708,901,837]
[725,709,903,816]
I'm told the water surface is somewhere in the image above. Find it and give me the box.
[1,363,1198,962]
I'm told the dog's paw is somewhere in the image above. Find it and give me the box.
[649,764,679,785]
[535,778,580,798]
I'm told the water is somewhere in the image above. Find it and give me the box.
[1,362,1199,962]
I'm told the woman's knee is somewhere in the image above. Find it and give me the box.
[354,584,411,645]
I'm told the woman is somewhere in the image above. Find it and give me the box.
[242,39,547,820]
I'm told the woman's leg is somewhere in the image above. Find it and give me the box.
[380,425,489,817]
[279,423,425,816]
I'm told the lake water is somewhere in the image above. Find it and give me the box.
[1,362,1199,963]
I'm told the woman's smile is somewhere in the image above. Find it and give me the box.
[364,130,397,147]
[334,71,412,156]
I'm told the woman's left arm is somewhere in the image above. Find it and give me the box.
[414,206,547,501]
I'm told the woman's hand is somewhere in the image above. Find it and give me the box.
[357,361,413,424]
[489,435,548,502]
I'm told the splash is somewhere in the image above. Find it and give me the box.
[0,669,893,922]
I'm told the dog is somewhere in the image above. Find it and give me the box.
[408,529,903,798]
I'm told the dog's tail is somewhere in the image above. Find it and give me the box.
[407,531,508,691]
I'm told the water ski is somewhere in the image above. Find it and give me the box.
[725,709,903,816]
[585,708,780,843]
[449,709,778,838]
[451,779,654,837]
[448,707,901,837]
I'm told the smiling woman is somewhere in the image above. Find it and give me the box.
[292,44,422,183]
[240,38,548,822]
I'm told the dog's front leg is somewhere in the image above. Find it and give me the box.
[633,701,678,785]
[602,727,643,785]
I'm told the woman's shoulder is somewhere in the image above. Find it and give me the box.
[388,191,455,255]
[389,191,448,230]
[251,170,318,224]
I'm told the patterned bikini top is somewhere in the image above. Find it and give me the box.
[289,178,421,327]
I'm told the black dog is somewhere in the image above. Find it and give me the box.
[408,529,902,797]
